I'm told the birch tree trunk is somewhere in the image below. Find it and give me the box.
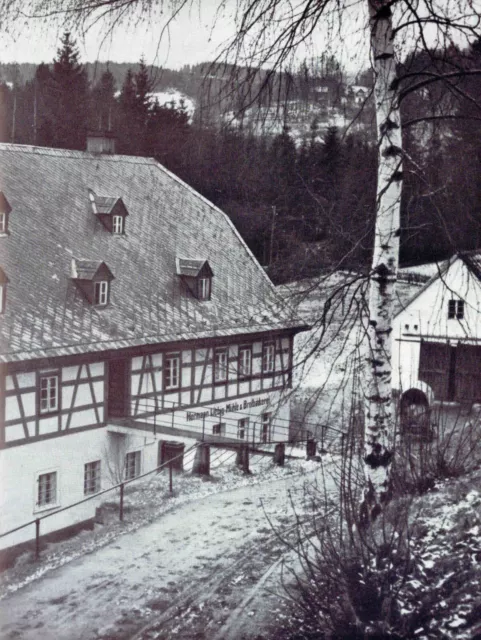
[361,0,402,524]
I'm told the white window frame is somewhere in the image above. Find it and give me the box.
[0,211,7,234]
[214,349,228,382]
[35,470,58,511]
[262,342,275,373]
[125,450,141,480]
[238,417,249,440]
[94,280,109,306]
[238,347,252,378]
[261,412,272,444]
[165,353,180,389]
[198,276,211,300]
[84,460,101,495]
[212,423,226,436]
[39,372,59,414]
[112,215,123,234]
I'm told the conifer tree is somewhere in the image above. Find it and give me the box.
[48,32,89,150]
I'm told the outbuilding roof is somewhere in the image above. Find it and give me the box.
[0,144,304,363]
[394,250,481,317]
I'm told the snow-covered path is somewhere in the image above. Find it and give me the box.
[0,466,334,640]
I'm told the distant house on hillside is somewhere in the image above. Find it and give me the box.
[0,135,307,556]
[392,251,481,430]
[348,85,371,105]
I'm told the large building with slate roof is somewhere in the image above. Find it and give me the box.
[393,251,481,430]
[0,140,307,552]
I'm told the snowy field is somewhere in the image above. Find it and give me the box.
[150,90,195,120]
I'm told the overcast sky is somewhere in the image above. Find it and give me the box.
[0,1,235,67]
[0,0,370,73]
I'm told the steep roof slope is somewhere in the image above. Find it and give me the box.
[0,144,302,363]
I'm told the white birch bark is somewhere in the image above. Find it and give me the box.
[362,0,402,523]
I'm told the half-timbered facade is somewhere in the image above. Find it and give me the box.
[0,142,306,552]
[393,252,481,418]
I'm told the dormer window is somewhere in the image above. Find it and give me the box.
[176,258,213,301]
[71,259,114,307]
[198,276,211,300]
[112,215,123,234]
[0,267,9,314]
[89,190,128,235]
[94,281,109,306]
[0,191,12,236]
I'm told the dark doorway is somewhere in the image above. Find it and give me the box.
[400,388,430,438]
[158,441,185,471]
[419,342,481,403]
[108,358,129,417]
[419,342,450,400]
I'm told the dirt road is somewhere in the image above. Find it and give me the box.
[0,466,333,640]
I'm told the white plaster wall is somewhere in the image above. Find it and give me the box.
[0,428,109,549]
[0,424,162,551]
[392,338,421,394]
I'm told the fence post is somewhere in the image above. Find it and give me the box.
[193,443,210,476]
[236,445,250,474]
[274,442,285,466]
[35,518,40,560]
[306,438,317,459]
[171,403,175,430]
[202,415,205,442]
[119,483,125,521]
[169,462,173,494]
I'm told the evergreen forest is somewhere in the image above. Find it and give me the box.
[1,32,480,282]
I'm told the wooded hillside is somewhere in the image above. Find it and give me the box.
[1,33,480,281]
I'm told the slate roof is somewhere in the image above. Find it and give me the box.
[0,144,305,364]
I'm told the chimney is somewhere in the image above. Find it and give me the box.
[86,131,117,155]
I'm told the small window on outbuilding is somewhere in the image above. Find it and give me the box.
[0,192,12,236]
[0,267,9,314]
[176,258,214,301]
[448,299,464,320]
[89,190,129,235]
[71,259,114,307]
